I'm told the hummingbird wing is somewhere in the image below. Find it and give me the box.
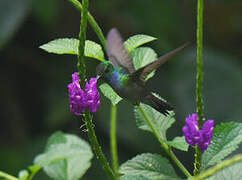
[131,43,188,83]
[107,28,135,73]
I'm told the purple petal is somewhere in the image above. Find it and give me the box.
[199,120,214,152]
[68,74,101,114]
[85,77,101,112]
[202,120,214,133]
[183,113,214,148]
[69,88,87,115]
[72,72,80,82]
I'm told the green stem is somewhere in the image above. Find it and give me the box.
[194,146,202,175]
[192,154,242,180]
[74,0,115,179]
[194,0,204,175]
[110,104,119,176]
[137,106,192,178]
[137,106,165,143]
[67,0,107,51]
[84,111,116,180]
[0,171,19,180]
[196,0,204,126]
[76,0,88,86]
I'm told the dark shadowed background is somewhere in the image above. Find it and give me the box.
[0,0,242,179]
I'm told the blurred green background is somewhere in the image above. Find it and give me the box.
[0,0,242,179]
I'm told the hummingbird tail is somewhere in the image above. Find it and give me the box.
[141,94,174,116]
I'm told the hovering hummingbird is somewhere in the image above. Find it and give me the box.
[96,28,187,115]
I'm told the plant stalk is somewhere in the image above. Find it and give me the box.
[110,104,119,176]
[194,0,204,175]
[196,0,204,126]
[0,171,19,180]
[192,154,242,180]
[67,0,107,51]
[75,0,116,179]
[85,112,116,180]
[76,0,88,86]
[138,106,192,178]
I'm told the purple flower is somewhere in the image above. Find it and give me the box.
[199,120,214,152]
[182,113,214,152]
[85,78,101,112]
[67,72,100,115]
[183,114,202,146]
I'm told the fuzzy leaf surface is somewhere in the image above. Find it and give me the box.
[34,131,93,180]
[131,47,157,80]
[166,136,189,151]
[40,38,105,61]
[205,162,242,180]
[135,103,175,140]
[121,174,151,180]
[120,153,180,180]
[99,83,122,105]
[202,122,242,168]
[124,34,157,53]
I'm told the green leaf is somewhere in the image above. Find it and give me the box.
[45,131,66,151]
[18,170,29,180]
[205,162,242,180]
[28,165,42,179]
[34,131,93,180]
[131,47,157,80]
[202,122,242,168]
[99,83,122,105]
[43,159,68,180]
[166,136,189,151]
[39,38,105,61]
[135,103,175,140]
[124,34,157,53]
[120,153,180,180]
[18,165,41,180]
[121,174,151,180]
[39,38,78,54]
[84,40,105,61]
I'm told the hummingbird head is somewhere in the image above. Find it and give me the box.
[96,62,112,79]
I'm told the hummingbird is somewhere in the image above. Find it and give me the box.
[96,28,187,115]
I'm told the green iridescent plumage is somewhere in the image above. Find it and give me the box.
[96,28,187,115]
